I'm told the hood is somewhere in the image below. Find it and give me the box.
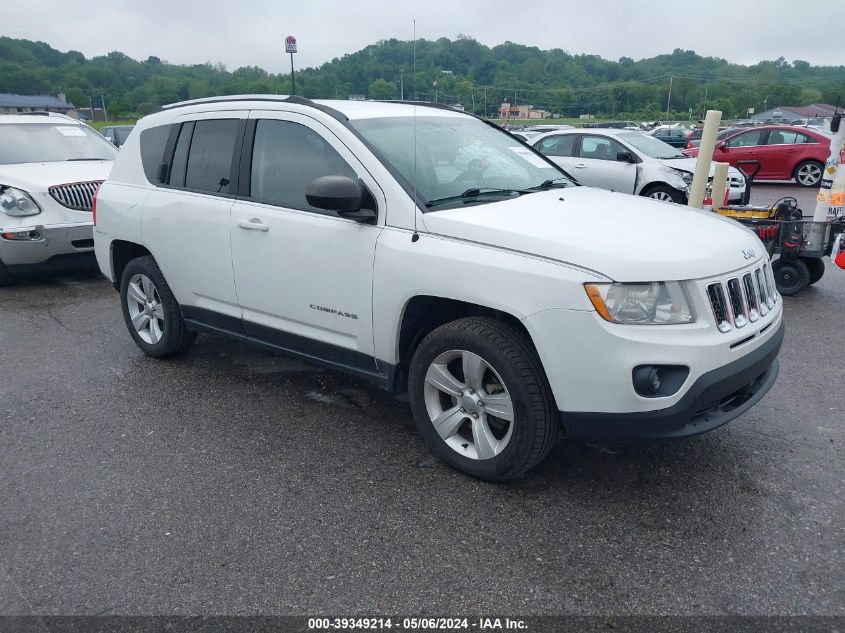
[0,161,113,192]
[421,187,764,281]
[657,156,736,177]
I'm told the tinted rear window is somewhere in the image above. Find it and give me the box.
[184,119,240,194]
[139,124,171,184]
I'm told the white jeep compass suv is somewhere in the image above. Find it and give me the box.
[0,113,116,285]
[93,96,783,480]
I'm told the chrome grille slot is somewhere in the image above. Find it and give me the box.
[762,263,776,308]
[754,267,769,315]
[48,180,103,212]
[707,283,732,333]
[726,278,747,328]
[742,273,759,322]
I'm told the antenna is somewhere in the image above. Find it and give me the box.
[411,19,419,243]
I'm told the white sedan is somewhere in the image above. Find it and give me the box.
[531,128,746,204]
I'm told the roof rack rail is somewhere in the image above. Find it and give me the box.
[14,111,80,121]
[158,94,350,123]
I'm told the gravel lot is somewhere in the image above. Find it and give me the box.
[0,183,842,617]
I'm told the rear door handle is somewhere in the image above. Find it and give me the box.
[237,218,269,232]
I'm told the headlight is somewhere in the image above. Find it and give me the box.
[584,281,696,324]
[674,170,693,186]
[0,187,41,217]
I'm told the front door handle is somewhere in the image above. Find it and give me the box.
[237,218,269,232]
[574,163,587,169]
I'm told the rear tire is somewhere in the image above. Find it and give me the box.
[408,317,558,481]
[793,160,823,188]
[642,185,685,204]
[772,258,810,296]
[802,257,825,285]
[0,260,13,287]
[119,256,196,358]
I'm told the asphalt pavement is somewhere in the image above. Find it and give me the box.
[0,183,842,617]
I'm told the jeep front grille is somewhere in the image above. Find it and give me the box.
[707,264,776,333]
[48,181,103,212]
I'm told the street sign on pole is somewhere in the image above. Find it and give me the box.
[285,35,297,95]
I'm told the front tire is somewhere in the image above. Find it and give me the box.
[793,160,823,188]
[408,317,558,481]
[772,258,810,296]
[642,185,685,204]
[120,256,196,357]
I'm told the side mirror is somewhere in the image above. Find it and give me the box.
[716,141,727,151]
[305,175,376,222]
[616,151,635,163]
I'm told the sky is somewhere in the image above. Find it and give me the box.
[7,0,844,72]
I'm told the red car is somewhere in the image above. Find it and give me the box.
[684,125,830,187]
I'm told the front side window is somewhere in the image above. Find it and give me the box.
[0,123,117,164]
[249,119,357,212]
[726,130,764,148]
[536,134,576,157]
[580,135,625,161]
[178,119,240,194]
[351,115,573,210]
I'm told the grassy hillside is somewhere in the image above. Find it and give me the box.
[1,35,843,120]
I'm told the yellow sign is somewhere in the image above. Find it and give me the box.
[817,191,829,201]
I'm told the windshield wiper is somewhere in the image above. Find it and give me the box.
[425,187,532,208]
[660,155,686,160]
[531,177,572,190]
[66,157,108,161]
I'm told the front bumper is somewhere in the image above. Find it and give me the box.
[561,320,783,442]
[0,221,94,268]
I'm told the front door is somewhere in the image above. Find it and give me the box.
[229,111,384,372]
[571,134,637,194]
[716,128,766,179]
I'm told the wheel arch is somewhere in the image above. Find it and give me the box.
[639,181,684,198]
[110,240,152,290]
[394,295,539,391]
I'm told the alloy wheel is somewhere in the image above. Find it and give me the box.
[796,163,822,186]
[126,273,165,344]
[422,349,514,460]
[650,191,674,202]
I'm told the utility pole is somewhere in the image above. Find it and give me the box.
[100,92,107,122]
[399,68,404,101]
[433,80,437,103]
[666,75,673,121]
[484,87,487,119]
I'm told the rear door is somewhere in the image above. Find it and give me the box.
[141,111,246,323]
[757,129,820,179]
[570,134,637,193]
